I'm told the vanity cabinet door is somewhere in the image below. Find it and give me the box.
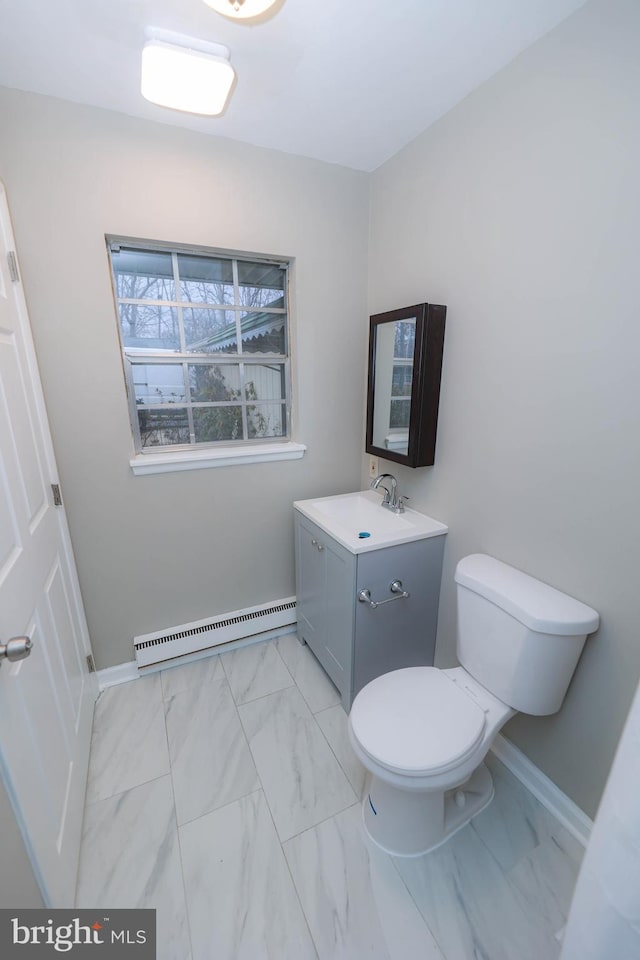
[322,535,356,702]
[294,513,355,707]
[295,514,326,654]
[352,536,445,701]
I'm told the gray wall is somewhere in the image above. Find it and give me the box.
[0,776,43,907]
[365,0,640,817]
[0,89,369,670]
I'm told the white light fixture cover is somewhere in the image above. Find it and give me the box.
[202,0,280,23]
[141,37,235,116]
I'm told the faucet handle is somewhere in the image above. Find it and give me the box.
[397,495,410,512]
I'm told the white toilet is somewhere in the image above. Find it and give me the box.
[348,553,599,857]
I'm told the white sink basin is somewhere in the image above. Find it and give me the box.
[294,490,447,554]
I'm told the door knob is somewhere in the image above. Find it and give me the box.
[0,636,33,666]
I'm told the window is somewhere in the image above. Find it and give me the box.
[108,240,291,457]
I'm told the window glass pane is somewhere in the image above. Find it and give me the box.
[119,304,180,350]
[183,308,238,354]
[189,364,241,402]
[248,403,286,438]
[394,320,416,360]
[137,408,189,448]
[132,363,186,405]
[237,261,285,310]
[244,364,285,402]
[110,241,291,454]
[390,398,411,428]
[392,365,413,397]
[193,407,243,443]
[240,311,286,354]
[112,248,176,300]
[177,254,234,304]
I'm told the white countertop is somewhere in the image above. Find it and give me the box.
[294,490,448,555]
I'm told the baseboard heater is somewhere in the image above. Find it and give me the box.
[134,596,297,669]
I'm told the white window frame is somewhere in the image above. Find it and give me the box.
[107,237,305,474]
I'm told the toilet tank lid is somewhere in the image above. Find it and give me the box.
[455,554,599,636]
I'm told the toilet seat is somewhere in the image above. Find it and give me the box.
[350,667,487,777]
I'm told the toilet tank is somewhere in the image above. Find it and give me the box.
[455,555,599,716]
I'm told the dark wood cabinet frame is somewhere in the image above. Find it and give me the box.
[366,302,446,468]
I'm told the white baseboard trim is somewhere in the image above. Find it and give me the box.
[97,660,140,690]
[491,733,592,848]
[96,624,297,690]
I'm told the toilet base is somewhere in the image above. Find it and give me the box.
[362,762,494,857]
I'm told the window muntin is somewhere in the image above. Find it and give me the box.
[109,242,290,453]
[389,320,415,430]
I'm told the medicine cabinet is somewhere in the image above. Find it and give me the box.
[365,302,446,468]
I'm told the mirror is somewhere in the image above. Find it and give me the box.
[366,302,446,468]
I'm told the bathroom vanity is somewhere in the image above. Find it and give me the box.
[294,491,447,710]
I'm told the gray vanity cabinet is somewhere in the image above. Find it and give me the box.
[295,513,356,700]
[294,510,445,711]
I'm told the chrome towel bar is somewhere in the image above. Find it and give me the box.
[357,579,410,609]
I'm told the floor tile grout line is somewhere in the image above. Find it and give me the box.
[275,636,342,716]
[234,681,286,839]
[267,636,297,690]
[280,801,448,959]
[235,673,356,844]
[257,780,322,960]
[310,699,342,715]
[231,678,303,712]
[176,787,264,831]
[280,800,362,847]
[314,706,366,799]
[229,668,323,957]
[479,812,577,945]
[84,770,174,810]
[227,669,272,821]
[165,731,196,960]
[155,686,195,960]
[161,670,197,960]
[85,675,171,808]
[160,671,194,960]
[74,701,100,907]
[502,855,574,948]
[389,800,567,959]
[218,636,296,707]
[271,635,296,669]
[231,677,297,708]
[158,653,226,702]
[166,670,262,829]
[384,842,464,960]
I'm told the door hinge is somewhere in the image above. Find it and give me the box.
[51,483,63,506]
[7,251,20,283]
[86,654,96,673]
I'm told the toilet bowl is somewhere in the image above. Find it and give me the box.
[348,554,599,856]
[349,666,515,855]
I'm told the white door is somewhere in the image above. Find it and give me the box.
[0,182,97,906]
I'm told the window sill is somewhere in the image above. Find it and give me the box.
[130,441,307,476]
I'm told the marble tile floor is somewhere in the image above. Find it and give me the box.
[76,635,584,959]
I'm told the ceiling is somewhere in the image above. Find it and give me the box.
[0,0,587,172]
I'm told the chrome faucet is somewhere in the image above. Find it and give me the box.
[370,473,408,513]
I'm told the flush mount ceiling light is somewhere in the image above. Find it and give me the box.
[141,34,235,116]
[202,0,282,23]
